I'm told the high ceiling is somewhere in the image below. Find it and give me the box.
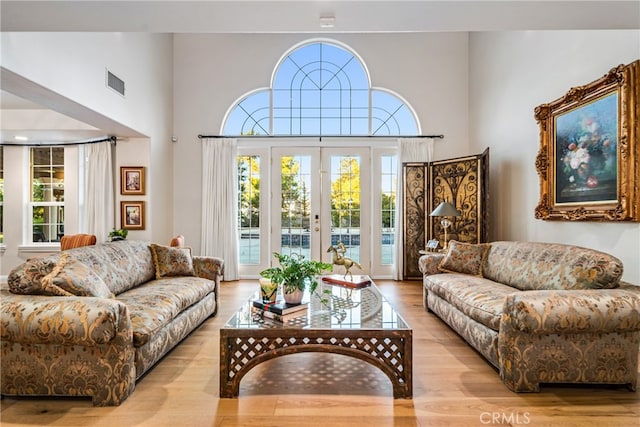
[1,0,639,144]
[2,1,639,33]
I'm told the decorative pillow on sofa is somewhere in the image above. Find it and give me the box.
[150,243,195,279]
[40,253,114,298]
[8,256,58,295]
[438,240,490,277]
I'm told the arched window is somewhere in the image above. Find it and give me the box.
[223,40,419,136]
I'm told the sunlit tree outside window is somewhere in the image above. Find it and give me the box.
[280,155,312,258]
[237,155,261,264]
[330,156,361,261]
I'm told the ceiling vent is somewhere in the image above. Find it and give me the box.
[106,69,125,97]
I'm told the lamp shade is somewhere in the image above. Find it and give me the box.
[430,201,461,217]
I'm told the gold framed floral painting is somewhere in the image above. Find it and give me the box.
[534,60,639,221]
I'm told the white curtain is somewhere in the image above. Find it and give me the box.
[393,138,434,280]
[201,138,239,281]
[82,141,114,243]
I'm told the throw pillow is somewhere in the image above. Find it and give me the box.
[438,240,490,277]
[8,256,58,295]
[150,243,195,279]
[41,253,114,298]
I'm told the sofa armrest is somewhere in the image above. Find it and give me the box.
[0,291,131,346]
[418,253,445,276]
[502,289,640,335]
[193,256,224,281]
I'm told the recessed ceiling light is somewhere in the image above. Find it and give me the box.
[14,135,28,141]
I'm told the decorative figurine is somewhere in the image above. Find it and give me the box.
[326,241,362,280]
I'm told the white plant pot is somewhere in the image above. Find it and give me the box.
[283,288,304,305]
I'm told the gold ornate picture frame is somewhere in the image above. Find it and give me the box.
[121,201,145,230]
[120,166,145,195]
[534,60,639,222]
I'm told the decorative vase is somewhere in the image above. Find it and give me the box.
[283,288,304,305]
[259,278,278,303]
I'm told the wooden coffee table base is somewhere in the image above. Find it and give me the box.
[219,328,413,398]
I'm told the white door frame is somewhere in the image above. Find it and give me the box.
[237,138,397,279]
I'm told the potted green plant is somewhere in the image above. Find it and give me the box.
[108,228,128,242]
[260,252,332,305]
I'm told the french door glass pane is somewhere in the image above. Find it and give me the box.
[330,155,361,262]
[238,155,261,265]
[380,155,397,265]
[280,155,311,259]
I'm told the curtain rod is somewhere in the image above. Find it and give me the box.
[0,136,116,147]
[197,134,444,140]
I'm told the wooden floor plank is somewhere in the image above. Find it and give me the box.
[1,279,638,427]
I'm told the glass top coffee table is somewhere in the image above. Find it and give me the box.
[219,278,412,398]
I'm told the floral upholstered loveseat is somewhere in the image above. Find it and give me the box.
[1,240,223,406]
[419,240,640,392]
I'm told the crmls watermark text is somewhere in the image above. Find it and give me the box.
[480,412,531,425]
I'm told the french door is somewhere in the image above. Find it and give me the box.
[271,147,370,270]
[238,142,396,278]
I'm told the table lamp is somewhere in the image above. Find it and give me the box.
[429,201,461,251]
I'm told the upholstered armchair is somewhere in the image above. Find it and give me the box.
[170,235,185,247]
[60,234,97,251]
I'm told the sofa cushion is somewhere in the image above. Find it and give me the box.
[60,240,156,295]
[482,241,624,291]
[116,276,215,347]
[438,241,490,276]
[41,253,114,298]
[0,291,125,345]
[8,255,59,295]
[150,244,195,279]
[425,273,516,331]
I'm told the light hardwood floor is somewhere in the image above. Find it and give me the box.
[1,280,638,427]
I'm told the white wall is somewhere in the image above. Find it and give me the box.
[469,30,640,284]
[1,33,167,138]
[173,32,470,252]
[1,32,174,276]
[115,138,152,241]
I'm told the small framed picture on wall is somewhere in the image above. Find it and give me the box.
[121,201,145,230]
[121,166,145,195]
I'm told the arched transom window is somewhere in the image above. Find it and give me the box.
[223,40,419,136]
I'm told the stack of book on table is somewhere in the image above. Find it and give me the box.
[252,300,308,322]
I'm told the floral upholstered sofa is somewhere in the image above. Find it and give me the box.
[419,240,640,392]
[1,240,223,406]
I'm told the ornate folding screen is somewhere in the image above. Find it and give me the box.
[403,148,490,279]
[402,164,429,279]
